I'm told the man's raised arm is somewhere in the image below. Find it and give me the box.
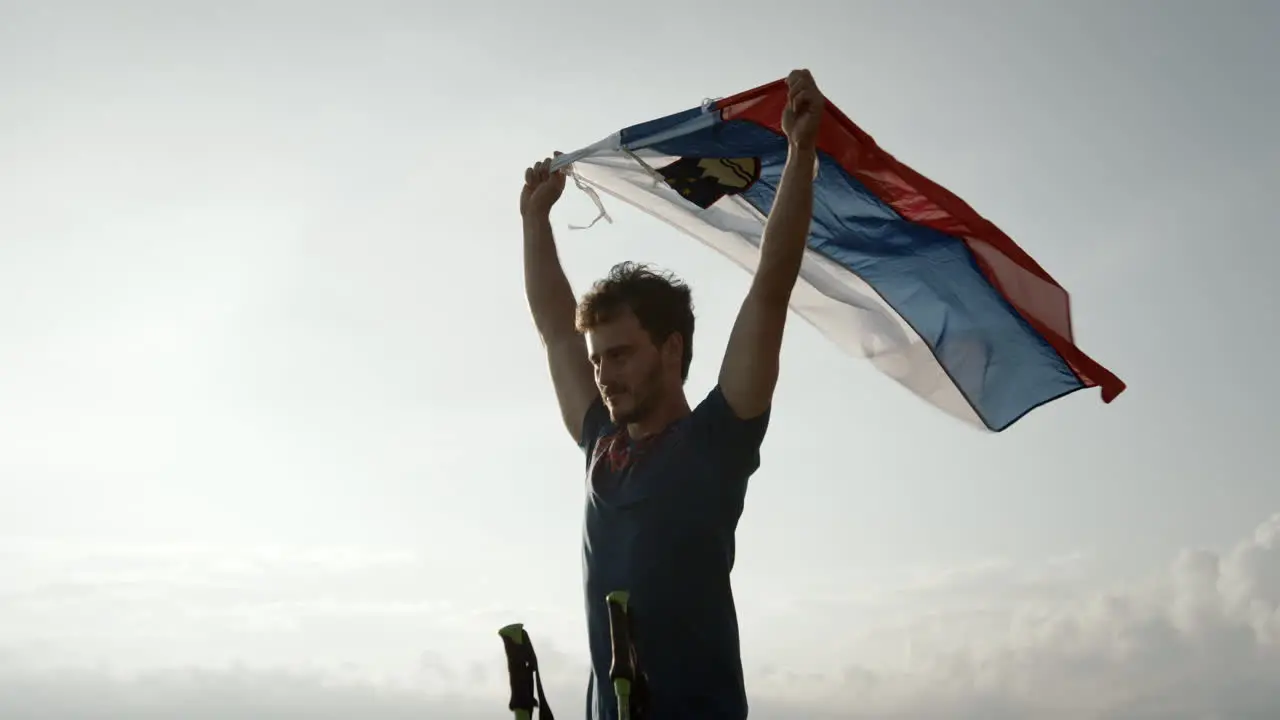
[521,156,600,443]
[718,70,825,420]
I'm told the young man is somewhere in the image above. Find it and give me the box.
[520,69,824,719]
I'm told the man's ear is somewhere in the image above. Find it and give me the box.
[661,332,684,367]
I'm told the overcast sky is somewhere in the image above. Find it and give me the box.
[1,0,1278,718]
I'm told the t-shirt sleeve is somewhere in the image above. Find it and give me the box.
[693,385,771,479]
[577,395,614,462]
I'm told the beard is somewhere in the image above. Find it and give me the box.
[604,360,666,425]
[608,395,652,425]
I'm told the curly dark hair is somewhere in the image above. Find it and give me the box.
[575,261,695,381]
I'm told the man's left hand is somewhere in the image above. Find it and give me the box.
[781,69,824,151]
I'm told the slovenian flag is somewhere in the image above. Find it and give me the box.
[550,77,1125,431]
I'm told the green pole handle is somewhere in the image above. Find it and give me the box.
[606,591,635,720]
[498,623,534,720]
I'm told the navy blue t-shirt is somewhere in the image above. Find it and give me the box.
[578,385,769,720]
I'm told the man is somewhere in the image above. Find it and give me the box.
[519,69,824,719]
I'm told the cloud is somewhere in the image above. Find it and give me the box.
[0,661,860,720]
[0,537,537,683]
[1,515,1278,719]
[758,512,1280,719]
[0,664,500,720]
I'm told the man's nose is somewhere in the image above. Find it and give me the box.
[596,359,619,385]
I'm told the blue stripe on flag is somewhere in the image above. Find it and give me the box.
[623,114,1083,430]
[618,106,707,149]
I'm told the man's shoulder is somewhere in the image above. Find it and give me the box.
[691,384,771,430]
[688,384,771,476]
[690,384,731,419]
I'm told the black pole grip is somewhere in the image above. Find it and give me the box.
[606,591,636,686]
[498,623,536,718]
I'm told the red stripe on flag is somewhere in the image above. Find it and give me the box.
[719,80,1125,403]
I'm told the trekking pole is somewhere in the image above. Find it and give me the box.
[498,623,555,720]
[605,590,646,720]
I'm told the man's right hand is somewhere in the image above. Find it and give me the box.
[521,154,566,218]
[520,152,599,444]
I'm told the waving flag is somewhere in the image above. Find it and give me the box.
[550,78,1125,431]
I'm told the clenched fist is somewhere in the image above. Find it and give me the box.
[520,154,566,218]
[781,69,824,151]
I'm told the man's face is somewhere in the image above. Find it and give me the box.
[585,310,667,425]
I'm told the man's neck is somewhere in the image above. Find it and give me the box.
[626,390,691,440]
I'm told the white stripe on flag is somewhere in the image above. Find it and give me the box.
[565,149,984,428]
